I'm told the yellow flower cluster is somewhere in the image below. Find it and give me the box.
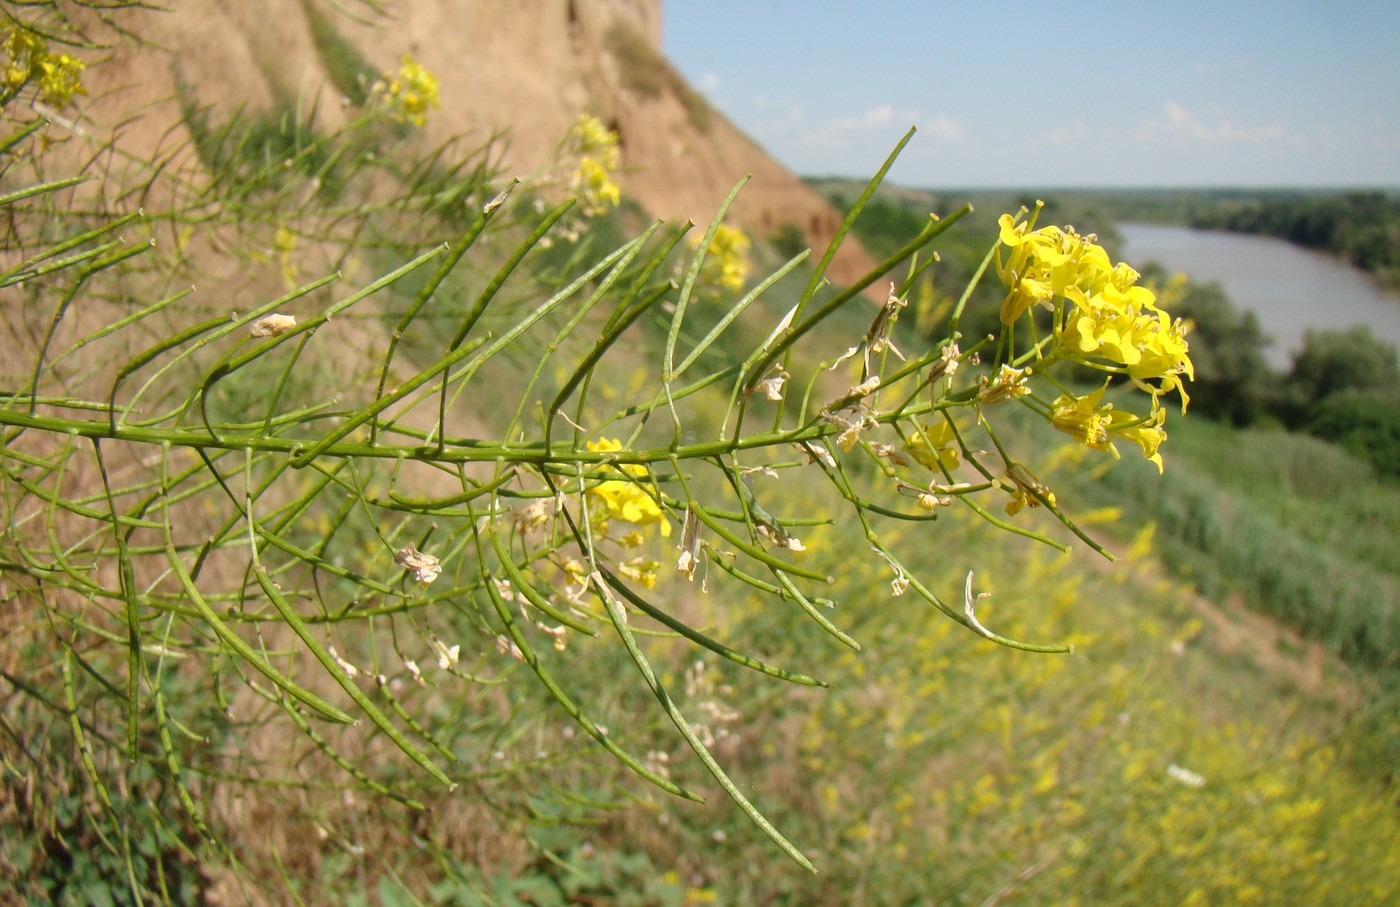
[376,55,439,127]
[585,438,670,537]
[904,420,960,472]
[998,210,1194,406]
[1050,383,1168,472]
[996,206,1193,471]
[694,223,751,292]
[1,25,86,108]
[569,114,622,215]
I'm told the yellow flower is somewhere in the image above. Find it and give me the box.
[996,207,1193,410]
[1050,386,1114,452]
[571,113,619,165]
[377,55,439,127]
[1000,274,1054,325]
[1051,385,1170,472]
[1108,408,1167,473]
[618,557,661,588]
[574,155,621,214]
[904,420,961,472]
[568,113,622,215]
[585,439,671,537]
[1,25,85,107]
[693,223,751,291]
[36,51,84,106]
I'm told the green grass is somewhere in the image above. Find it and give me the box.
[1076,416,1400,672]
[523,452,1400,905]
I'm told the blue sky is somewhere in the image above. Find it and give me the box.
[662,1,1400,188]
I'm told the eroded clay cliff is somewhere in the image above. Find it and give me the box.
[66,0,876,283]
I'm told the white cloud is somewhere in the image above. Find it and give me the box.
[824,103,922,135]
[864,104,895,126]
[918,115,966,143]
[1140,101,1288,145]
[699,72,720,93]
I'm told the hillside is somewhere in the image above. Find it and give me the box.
[6,6,1400,904]
[61,0,878,284]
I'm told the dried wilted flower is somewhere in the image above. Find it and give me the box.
[872,547,909,596]
[794,441,836,468]
[963,571,995,639]
[868,442,909,467]
[328,646,359,678]
[494,634,524,662]
[1003,462,1056,516]
[830,282,907,374]
[977,363,1033,404]
[483,184,515,215]
[830,412,877,452]
[249,313,297,337]
[863,283,908,370]
[751,374,787,401]
[917,491,951,511]
[644,750,672,779]
[536,622,569,652]
[927,341,961,391]
[430,637,460,670]
[514,499,552,532]
[756,522,805,552]
[676,507,702,581]
[394,544,441,585]
[824,376,881,414]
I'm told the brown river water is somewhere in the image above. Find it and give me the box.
[1117,222,1400,370]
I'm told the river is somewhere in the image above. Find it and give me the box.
[1116,223,1400,370]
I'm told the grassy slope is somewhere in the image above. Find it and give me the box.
[347,189,1400,904]
[486,402,1400,906]
[1090,415,1400,670]
[497,205,1400,904]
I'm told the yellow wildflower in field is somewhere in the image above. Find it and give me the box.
[574,154,621,214]
[1,25,86,108]
[694,223,752,291]
[572,113,619,160]
[585,438,670,537]
[1050,385,1114,451]
[569,114,622,215]
[274,224,298,288]
[904,419,961,472]
[1108,407,1167,472]
[996,207,1194,410]
[1051,385,1169,471]
[618,557,661,588]
[376,55,439,127]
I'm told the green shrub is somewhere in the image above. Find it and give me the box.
[1307,390,1400,478]
[1280,326,1400,425]
[768,222,808,260]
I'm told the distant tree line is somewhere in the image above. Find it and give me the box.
[1192,191,1400,287]
[1140,263,1400,478]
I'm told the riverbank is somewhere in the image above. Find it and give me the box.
[1118,222,1400,368]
